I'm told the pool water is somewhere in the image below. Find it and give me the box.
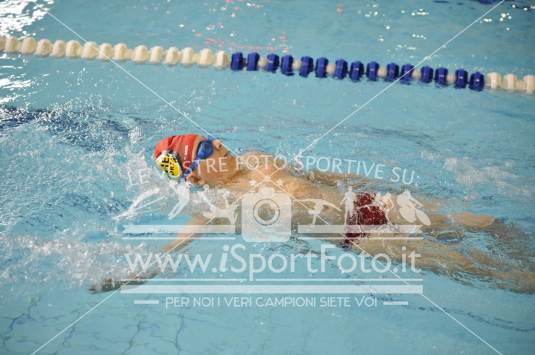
[1,0,535,354]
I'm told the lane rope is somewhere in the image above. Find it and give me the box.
[1,35,533,95]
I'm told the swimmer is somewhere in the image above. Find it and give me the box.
[92,133,535,293]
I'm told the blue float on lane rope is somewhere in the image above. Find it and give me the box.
[420,66,434,83]
[300,56,314,77]
[400,64,414,84]
[230,52,244,71]
[454,69,468,88]
[435,67,448,86]
[386,63,399,82]
[366,61,379,81]
[334,59,348,80]
[469,72,485,91]
[315,57,328,78]
[281,55,294,76]
[246,52,259,71]
[349,61,364,81]
[265,54,279,73]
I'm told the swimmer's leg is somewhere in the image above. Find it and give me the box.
[407,196,494,232]
[352,237,535,293]
[436,213,534,269]
[414,210,496,241]
[451,212,495,229]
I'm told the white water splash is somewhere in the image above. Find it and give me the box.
[0,233,148,289]
[443,157,533,198]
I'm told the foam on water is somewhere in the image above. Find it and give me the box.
[443,156,534,198]
[0,233,147,291]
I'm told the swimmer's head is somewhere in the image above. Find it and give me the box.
[154,134,235,185]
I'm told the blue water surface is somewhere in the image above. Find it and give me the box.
[1,0,535,354]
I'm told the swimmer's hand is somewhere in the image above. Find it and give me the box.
[89,277,142,293]
[89,271,157,293]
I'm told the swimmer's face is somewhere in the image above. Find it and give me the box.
[185,137,236,185]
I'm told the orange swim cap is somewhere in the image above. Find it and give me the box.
[153,134,201,171]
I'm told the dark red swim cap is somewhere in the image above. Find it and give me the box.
[154,134,201,170]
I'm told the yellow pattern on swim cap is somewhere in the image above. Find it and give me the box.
[157,153,182,179]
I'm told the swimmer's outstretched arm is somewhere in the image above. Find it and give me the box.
[90,214,209,293]
[162,214,210,253]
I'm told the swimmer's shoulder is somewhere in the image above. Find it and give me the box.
[240,150,272,158]
[238,151,286,174]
